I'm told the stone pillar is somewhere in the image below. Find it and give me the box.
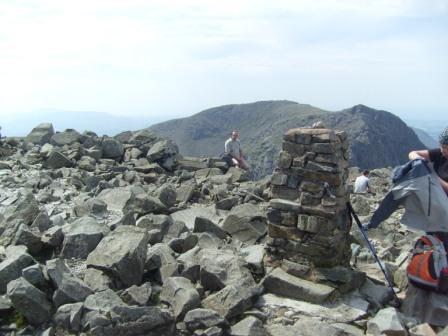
[266,126,351,273]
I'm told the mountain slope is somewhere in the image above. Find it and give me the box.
[412,127,438,149]
[150,101,425,178]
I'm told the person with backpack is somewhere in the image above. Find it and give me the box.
[361,128,448,293]
[408,126,448,194]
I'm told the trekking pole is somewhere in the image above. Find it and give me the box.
[346,202,400,305]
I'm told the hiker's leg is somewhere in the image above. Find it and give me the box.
[238,157,249,170]
[222,154,233,167]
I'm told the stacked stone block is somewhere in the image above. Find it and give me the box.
[266,127,351,270]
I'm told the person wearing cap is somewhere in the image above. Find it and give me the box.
[223,130,249,170]
[408,126,448,193]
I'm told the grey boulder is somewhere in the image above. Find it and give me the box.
[230,316,266,336]
[87,226,148,287]
[94,305,174,336]
[202,284,261,320]
[193,216,227,239]
[25,123,55,145]
[54,302,84,332]
[101,137,124,159]
[198,248,255,291]
[0,245,34,293]
[11,224,42,254]
[120,282,153,306]
[147,139,179,162]
[44,150,73,169]
[46,258,92,306]
[7,277,52,325]
[184,308,227,331]
[222,204,267,244]
[160,276,200,320]
[262,267,335,304]
[51,129,82,146]
[367,307,407,336]
[61,216,110,259]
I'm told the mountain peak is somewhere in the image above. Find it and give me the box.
[150,100,425,178]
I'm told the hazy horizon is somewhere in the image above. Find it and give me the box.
[0,0,447,123]
[0,101,445,140]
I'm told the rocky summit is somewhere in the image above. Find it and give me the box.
[0,123,447,336]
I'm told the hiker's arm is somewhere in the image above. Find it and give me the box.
[225,141,231,155]
[408,150,429,161]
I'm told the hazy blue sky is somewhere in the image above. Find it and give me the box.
[0,0,447,121]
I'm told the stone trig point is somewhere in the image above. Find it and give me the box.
[264,125,352,295]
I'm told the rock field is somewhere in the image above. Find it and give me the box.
[0,123,447,335]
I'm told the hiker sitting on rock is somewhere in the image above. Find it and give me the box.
[354,170,374,194]
[223,130,249,170]
[409,126,448,194]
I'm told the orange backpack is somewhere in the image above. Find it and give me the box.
[407,235,448,293]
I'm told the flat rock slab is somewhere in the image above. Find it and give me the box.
[262,268,335,304]
[202,284,261,320]
[230,316,266,336]
[222,203,267,244]
[97,186,134,212]
[256,294,367,323]
[266,319,362,336]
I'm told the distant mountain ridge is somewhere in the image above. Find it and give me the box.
[1,110,159,137]
[149,101,426,178]
[411,127,438,149]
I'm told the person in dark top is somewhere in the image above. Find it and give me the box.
[409,126,448,250]
[409,126,448,194]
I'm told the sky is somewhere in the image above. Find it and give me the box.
[0,0,447,122]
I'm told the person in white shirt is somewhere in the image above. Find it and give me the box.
[354,170,373,193]
[223,130,249,170]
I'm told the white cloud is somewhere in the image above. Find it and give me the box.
[0,0,446,118]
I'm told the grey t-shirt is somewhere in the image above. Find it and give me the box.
[225,138,241,158]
